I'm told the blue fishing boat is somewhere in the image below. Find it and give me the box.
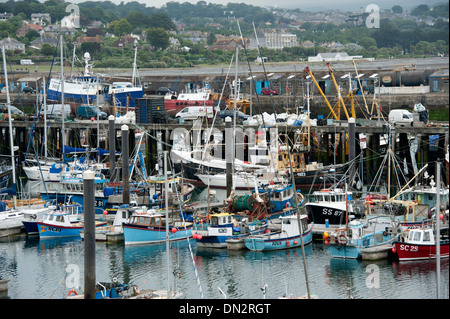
[244,215,313,251]
[37,208,106,239]
[193,212,267,248]
[327,215,399,259]
[22,203,80,235]
[193,182,302,248]
[123,208,193,245]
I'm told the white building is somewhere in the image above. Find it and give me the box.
[0,37,25,53]
[31,13,51,26]
[264,32,298,49]
[308,52,362,62]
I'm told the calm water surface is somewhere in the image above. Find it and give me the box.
[1,188,448,299]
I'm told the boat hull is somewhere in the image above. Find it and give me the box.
[244,228,313,251]
[123,223,193,245]
[393,241,450,261]
[37,221,107,238]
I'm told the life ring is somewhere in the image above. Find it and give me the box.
[68,289,78,296]
[285,202,291,209]
[338,234,347,246]
[382,231,388,237]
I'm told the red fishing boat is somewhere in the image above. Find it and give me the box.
[392,226,449,261]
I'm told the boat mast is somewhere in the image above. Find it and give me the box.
[164,151,170,298]
[60,35,65,159]
[132,44,137,87]
[286,143,311,298]
[435,161,441,298]
[2,45,17,208]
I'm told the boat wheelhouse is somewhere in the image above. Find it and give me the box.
[123,209,193,245]
[393,226,449,261]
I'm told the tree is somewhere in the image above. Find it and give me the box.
[110,19,132,36]
[25,29,40,42]
[125,11,150,30]
[207,32,216,45]
[391,5,403,14]
[41,43,55,56]
[146,27,170,51]
[148,12,176,30]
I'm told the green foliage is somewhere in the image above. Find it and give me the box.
[146,27,170,51]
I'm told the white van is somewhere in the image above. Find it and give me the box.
[41,104,71,118]
[388,109,413,126]
[175,106,213,120]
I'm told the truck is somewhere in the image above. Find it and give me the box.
[388,109,413,127]
[175,106,214,121]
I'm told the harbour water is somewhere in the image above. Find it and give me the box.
[1,188,449,300]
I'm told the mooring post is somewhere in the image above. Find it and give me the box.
[122,125,130,205]
[83,170,96,299]
[108,115,115,180]
[348,117,356,177]
[225,117,233,197]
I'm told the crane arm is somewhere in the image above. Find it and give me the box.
[304,67,339,120]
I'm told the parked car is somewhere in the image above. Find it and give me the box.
[22,86,35,94]
[261,88,278,95]
[217,109,250,121]
[77,105,107,120]
[157,87,172,95]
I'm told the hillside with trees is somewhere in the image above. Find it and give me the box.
[0,0,447,68]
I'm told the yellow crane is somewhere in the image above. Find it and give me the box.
[304,66,339,120]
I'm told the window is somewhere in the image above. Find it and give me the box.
[412,231,421,242]
[423,231,431,242]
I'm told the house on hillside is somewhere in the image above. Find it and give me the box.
[31,13,51,26]
[208,38,249,52]
[30,35,59,49]
[0,37,25,53]
[16,24,44,37]
[114,36,138,48]
[76,36,102,45]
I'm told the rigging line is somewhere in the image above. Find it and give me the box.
[168,157,204,299]
[6,57,49,194]
[252,21,278,117]
[202,53,235,162]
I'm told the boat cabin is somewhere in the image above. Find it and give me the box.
[209,213,233,227]
[310,189,351,203]
[129,211,165,228]
[406,228,436,245]
[42,212,73,226]
[258,184,295,212]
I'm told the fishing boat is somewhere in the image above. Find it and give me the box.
[196,170,286,190]
[305,188,364,232]
[392,225,449,261]
[79,204,134,242]
[47,50,143,112]
[47,52,104,110]
[163,87,222,115]
[37,208,106,239]
[22,203,79,235]
[326,215,400,259]
[364,175,449,231]
[244,214,313,251]
[122,208,193,245]
[193,212,268,248]
[193,182,302,248]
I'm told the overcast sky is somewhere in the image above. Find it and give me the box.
[92,0,443,11]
